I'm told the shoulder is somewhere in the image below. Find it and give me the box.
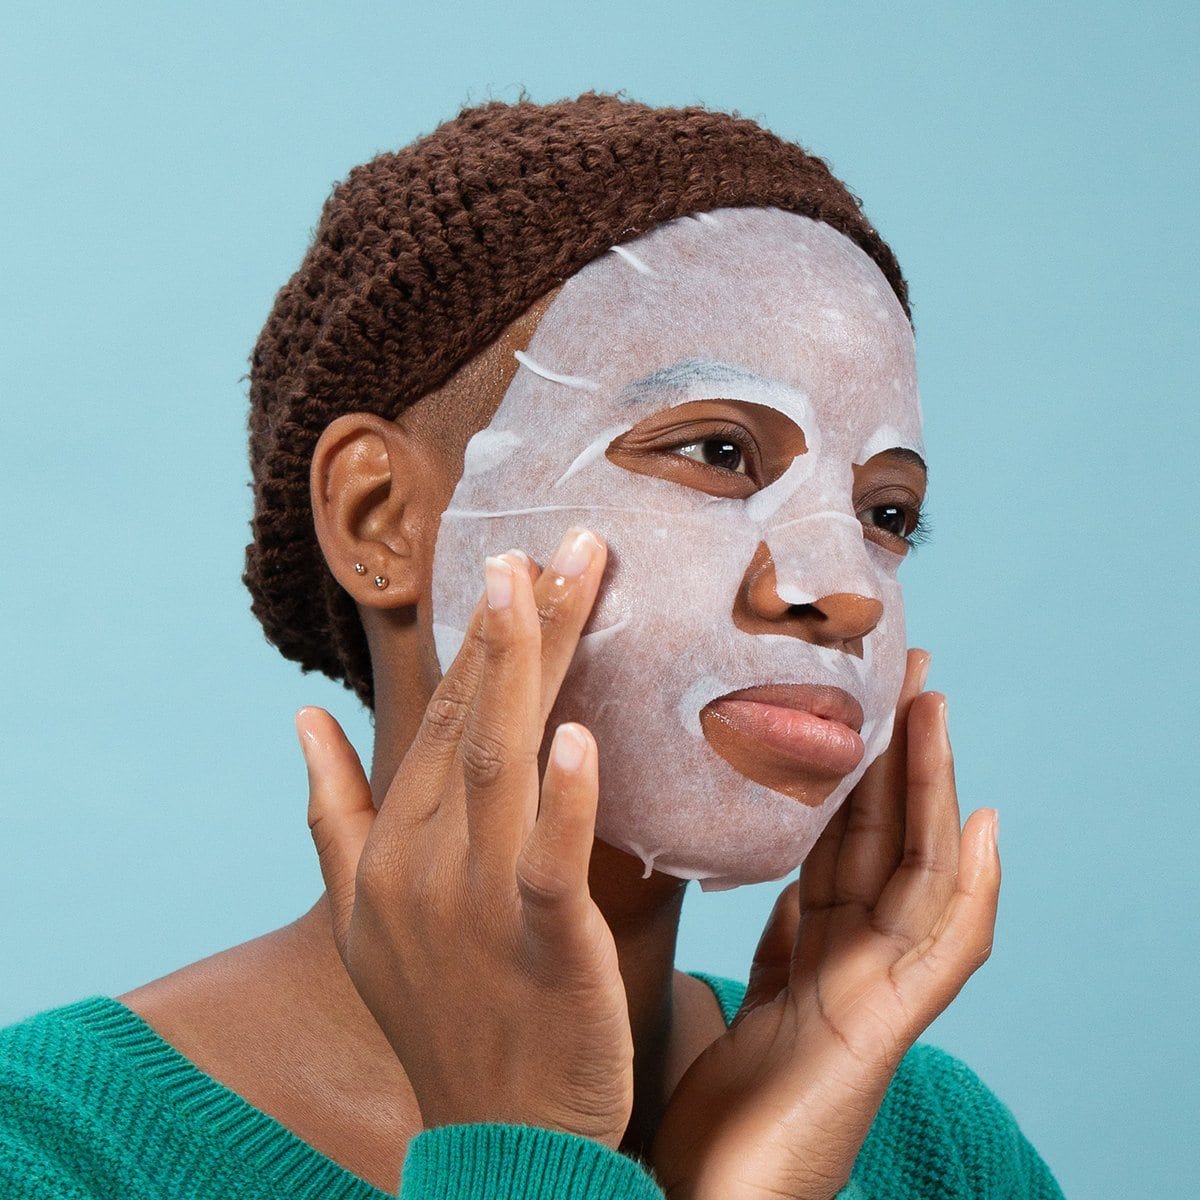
[0,997,129,1197]
[854,1040,1065,1199]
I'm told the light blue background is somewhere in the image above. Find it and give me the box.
[3,3,1194,1195]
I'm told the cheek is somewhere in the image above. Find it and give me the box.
[583,511,750,641]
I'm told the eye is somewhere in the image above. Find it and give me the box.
[858,502,929,550]
[669,437,749,475]
[865,504,909,538]
[604,402,800,500]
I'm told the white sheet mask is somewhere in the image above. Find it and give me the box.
[431,206,925,891]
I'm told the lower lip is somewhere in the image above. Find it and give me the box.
[703,699,865,777]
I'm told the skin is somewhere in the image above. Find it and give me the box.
[117,283,1000,1198]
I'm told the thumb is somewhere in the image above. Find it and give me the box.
[296,706,375,957]
[735,878,802,1025]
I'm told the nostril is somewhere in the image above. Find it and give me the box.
[812,593,884,640]
[734,548,883,649]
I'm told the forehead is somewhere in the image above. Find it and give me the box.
[517,206,922,451]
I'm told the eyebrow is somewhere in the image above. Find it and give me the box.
[622,358,926,472]
[869,447,927,474]
[620,357,769,402]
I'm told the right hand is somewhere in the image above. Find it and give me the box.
[295,527,634,1149]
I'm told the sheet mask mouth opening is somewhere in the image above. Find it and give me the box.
[699,694,867,786]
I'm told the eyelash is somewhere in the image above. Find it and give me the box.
[907,510,931,549]
[664,423,758,477]
[865,506,932,552]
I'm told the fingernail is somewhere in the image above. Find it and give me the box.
[294,708,315,749]
[503,548,529,566]
[548,527,597,578]
[552,723,588,772]
[941,695,949,732]
[989,809,999,851]
[917,653,931,691]
[485,555,514,608]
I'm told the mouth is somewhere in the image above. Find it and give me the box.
[700,683,866,783]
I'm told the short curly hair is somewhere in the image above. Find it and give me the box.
[242,90,911,712]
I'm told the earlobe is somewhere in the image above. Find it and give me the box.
[309,412,431,609]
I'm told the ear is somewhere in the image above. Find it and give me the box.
[309,412,438,609]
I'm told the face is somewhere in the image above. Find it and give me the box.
[431,207,926,891]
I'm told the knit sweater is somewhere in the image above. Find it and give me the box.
[0,972,1064,1199]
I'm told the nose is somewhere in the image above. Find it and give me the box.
[735,542,884,657]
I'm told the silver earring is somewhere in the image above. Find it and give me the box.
[353,562,366,575]
[374,575,388,589]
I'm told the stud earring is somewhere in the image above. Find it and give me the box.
[353,562,366,575]
[374,575,388,589]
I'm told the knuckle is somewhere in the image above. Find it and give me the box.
[307,814,338,862]
[353,861,389,911]
[901,848,956,877]
[459,728,511,791]
[515,851,572,909]
[942,929,991,977]
[535,582,575,628]
[423,693,471,743]
[910,757,950,790]
[467,618,489,651]
[354,846,406,912]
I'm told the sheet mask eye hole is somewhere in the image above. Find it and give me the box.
[672,439,747,474]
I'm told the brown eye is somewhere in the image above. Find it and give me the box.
[866,504,909,538]
[858,502,928,550]
[671,438,748,474]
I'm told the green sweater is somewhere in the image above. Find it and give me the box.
[0,972,1064,1199]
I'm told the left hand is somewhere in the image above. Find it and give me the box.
[649,650,1001,1200]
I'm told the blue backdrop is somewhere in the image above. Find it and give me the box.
[3,3,1194,1195]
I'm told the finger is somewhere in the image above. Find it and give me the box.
[890,807,1000,1026]
[527,527,607,725]
[792,795,852,981]
[871,693,962,952]
[400,529,595,815]
[399,548,534,815]
[798,785,852,914]
[515,722,600,930]
[517,550,543,586]
[830,649,930,921]
[297,706,375,955]
[400,589,490,796]
[738,878,802,1020]
[461,552,543,887]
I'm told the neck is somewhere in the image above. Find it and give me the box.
[586,839,691,1158]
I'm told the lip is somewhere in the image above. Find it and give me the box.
[701,684,866,780]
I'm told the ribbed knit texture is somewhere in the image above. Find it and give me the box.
[0,973,1065,1199]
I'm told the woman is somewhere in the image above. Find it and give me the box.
[0,93,1064,1198]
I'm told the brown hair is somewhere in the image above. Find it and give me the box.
[242,90,911,711]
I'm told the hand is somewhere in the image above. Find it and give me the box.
[649,650,1001,1200]
[296,528,635,1149]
